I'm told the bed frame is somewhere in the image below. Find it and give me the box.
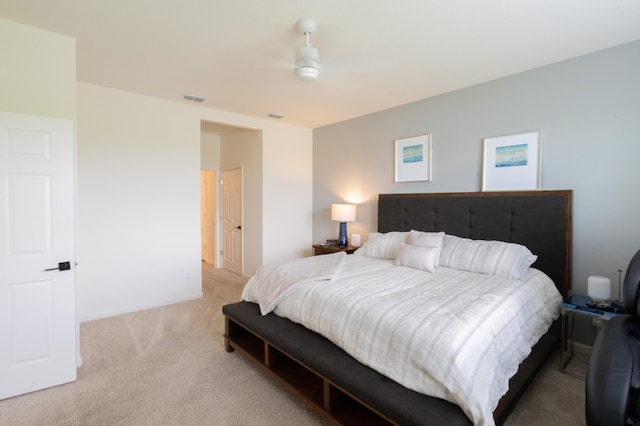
[223,190,572,425]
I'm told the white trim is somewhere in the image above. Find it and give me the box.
[78,292,203,323]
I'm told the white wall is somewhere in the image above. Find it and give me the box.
[0,18,76,119]
[77,83,203,320]
[200,132,220,170]
[76,83,313,320]
[262,126,314,262]
[314,40,640,303]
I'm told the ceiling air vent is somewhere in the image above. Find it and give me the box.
[183,94,206,102]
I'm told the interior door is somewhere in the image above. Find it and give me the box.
[221,167,242,275]
[0,111,77,399]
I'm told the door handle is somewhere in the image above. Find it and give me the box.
[44,261,71,271]
[235,225,242,230]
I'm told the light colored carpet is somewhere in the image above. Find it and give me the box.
[0,263,587,425]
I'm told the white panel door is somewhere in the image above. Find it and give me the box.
[221,168,242,275]
[0,111,77,399]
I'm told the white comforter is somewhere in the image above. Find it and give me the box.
[253,251,347,315]
[242,255,562,426]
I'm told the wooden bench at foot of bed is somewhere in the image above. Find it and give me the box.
[223,300,560,426]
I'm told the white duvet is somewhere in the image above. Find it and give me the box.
[242,255,562,426]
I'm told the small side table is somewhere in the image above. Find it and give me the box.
[313,244,357,256]
[560,294,619,378]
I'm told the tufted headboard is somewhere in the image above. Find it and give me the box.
[378,190,573,297]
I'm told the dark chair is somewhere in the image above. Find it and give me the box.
[623,249,640,317]
[586,249,640,425]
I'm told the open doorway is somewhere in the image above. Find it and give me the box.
[201,120,254,276]
[200,170,216,265]
[201,123,220,270]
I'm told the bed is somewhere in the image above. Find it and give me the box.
[223,190,572,426]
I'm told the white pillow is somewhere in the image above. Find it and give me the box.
[394,243,438,272]
[439,235,537,280]
[406,230,444,266]
[354,231,408,259]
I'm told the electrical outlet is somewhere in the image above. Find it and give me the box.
[592,316,604,329]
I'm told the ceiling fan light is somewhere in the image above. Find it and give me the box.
[296,65,319,82]
[293,18,320,82]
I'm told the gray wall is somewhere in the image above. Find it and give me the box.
[313,40,640,342]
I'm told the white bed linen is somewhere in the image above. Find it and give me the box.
[253,251,346,315]
[242,255,562,426]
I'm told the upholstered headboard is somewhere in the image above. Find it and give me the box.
[378,190,573,297]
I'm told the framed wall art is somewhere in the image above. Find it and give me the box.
[394,134,432,182]
[482,130,541,191]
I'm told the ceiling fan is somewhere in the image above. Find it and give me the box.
[295,18,319,81]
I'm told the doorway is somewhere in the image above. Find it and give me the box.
[200,170,216,266]
[201,121,254,276]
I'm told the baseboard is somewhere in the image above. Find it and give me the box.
[79,292,204,322]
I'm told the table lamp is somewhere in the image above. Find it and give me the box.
[331,203,356,247]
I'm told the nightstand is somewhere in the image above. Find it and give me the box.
[312,244,358,255]
[560,294,620,378]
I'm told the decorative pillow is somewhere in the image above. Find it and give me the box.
[439,235,537,280]
[394,243,439,273]
[406,230,445,266]
[354,231,408,259]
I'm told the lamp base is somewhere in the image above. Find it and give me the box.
[338,222,348,247]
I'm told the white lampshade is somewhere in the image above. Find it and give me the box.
[588,275,611,302]
[331,204,356,222]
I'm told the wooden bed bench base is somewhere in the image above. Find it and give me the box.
[223,301,560,426]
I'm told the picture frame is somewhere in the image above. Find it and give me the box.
[394,134,432,182]
[482,130,541,191]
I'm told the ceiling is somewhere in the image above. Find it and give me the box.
[2,0,640,128]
